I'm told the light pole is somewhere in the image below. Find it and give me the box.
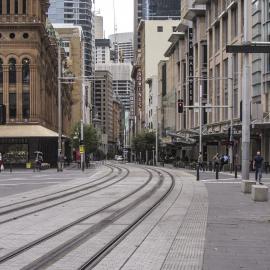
[80,39,85,172]
[242,0,251,180]
[57,41,63,172]
[155,105,158,165]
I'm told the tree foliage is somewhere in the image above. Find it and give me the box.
[71,123,100,154]
[132,131,156,153]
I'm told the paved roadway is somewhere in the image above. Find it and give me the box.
[0,168,99,197]
[0,163,269,269]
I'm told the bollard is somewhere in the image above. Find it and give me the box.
[216,165,219,180]
[196,164,200,181]
[10,163,12,173]
[234,165,237,178]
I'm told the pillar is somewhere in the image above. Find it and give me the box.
[3,65,9,122]
[29,64,36,118]
[16,64,22,120]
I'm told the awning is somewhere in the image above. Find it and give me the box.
[0,125,59,138]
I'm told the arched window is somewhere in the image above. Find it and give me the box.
[22,58,30,84]
[0,58,3,84]
[8,58,16,84]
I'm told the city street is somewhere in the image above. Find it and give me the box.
[0,163,268,269]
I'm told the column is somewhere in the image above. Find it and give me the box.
[3,65,9,122]
[29,64,36,119]
[16,64,22,120]
[10,0,14,14]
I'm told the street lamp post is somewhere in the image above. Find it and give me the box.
[80,40,85,172]
[57,42,63,172]
[242,0,251,180]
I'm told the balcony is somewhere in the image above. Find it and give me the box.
[181,0,206,21]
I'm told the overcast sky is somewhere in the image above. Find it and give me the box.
[95,0,134,37]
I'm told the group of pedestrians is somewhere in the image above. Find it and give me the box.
[197,150,264,184]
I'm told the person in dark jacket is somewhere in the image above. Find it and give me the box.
[253,151,264,184]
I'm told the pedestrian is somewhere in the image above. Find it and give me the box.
[0,153,4,172]
[198,152,203,171]
[212,153,220,172]
[253,151,264,184]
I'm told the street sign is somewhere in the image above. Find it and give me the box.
[226,44,270,54]
[79,145,85,154]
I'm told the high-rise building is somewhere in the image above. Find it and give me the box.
[48,0,94,77]
[95,15,104,39]
[95,39,111,64]
[96,63,134,111]
[109,33,134,63]
[134,0,180,51]
[94,70,113,145]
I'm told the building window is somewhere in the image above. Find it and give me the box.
[0,58,3,85]
[6,0,10,14]
[15,0,18,14]
[231,6,238,39]
[209,29,213,57]
[222,15,228,47]
[9,93,16,118]
[215,23,220,52]
[232,53,238,86]
[0,0,2,14]
[157,26,163,32]
[215,64,220,122]
[9,58,16,84]
[22,58,30,84]
[22,92,30,119]
[172,26,177,32]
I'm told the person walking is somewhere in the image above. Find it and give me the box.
[253,151,264,184]
[198,152,203,171]
[212,153,220,172]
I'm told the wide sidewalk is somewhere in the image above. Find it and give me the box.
[130,164,270,270]
[170,166,270,270]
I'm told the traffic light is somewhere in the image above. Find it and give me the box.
[177,99,184,113]
[0,105,6,124]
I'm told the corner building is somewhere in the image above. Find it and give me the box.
[0,0,71,166]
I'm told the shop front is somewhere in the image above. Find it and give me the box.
[0,125,62,168]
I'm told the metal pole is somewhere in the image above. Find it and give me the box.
[242,0,250,180]
[81,40,85,172]
[229,57,234,172]
[57,43,62,172]
[199,84,203,155]
[156,106,158,165]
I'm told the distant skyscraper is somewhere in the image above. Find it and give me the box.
[96,63,133,111]
[134,0,180,52]
[48,0,94,77]
[95,15,104,39]
[109,33,134,63]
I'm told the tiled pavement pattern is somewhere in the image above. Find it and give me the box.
[94,168,208,270]
[0,164,269,270]
[203,178,270,270]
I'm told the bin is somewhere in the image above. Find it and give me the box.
[26,162,31,169]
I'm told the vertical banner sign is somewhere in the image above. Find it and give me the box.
[137,68,142,109]
[188,28,194,108]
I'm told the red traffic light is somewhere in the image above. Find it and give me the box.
[177,99,184,113]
